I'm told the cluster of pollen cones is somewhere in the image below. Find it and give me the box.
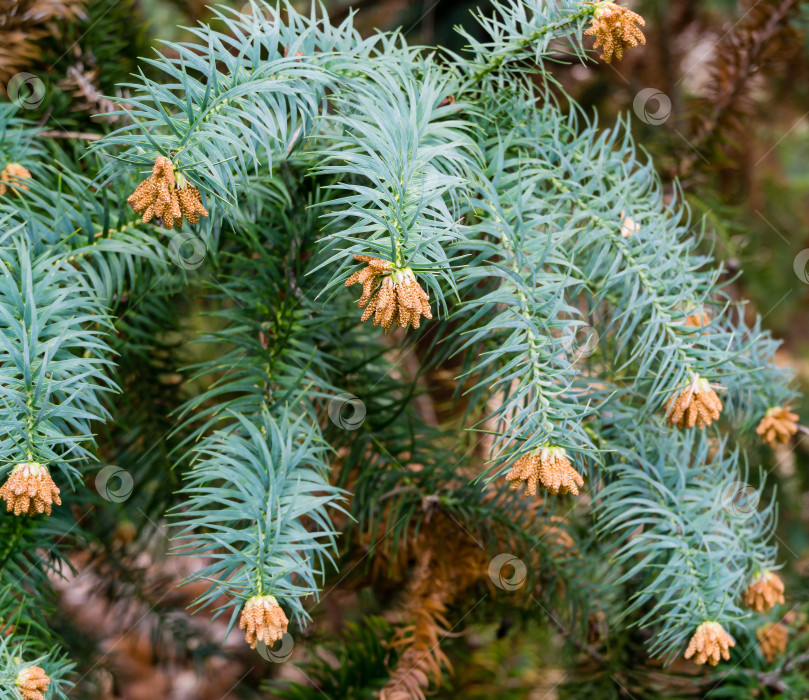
[682,572,786,667]
[505,447,583,497]
[743,571,785,612]
[0,462,61,516]
[584,1,646,63]
[127,156,208,229]
[684,621,735,666]
[665,376,723,429]
[756,406,799,448]
[0,162,32,195]
[15,665,50,700]
[757,622,788,663]
[345,254,432,331]
[239,595,289,649]
[683,309,711,332]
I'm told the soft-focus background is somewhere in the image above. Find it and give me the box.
[4,0,809,697]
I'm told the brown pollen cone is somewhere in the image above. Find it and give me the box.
[665,376,723,429]
[505,447,584,497]
[239,594,289,649]
[0,462,61,516]
[756,406,799,448]
[757,622,788,663]
[684,621,735,666]
[15,665,50,700]
[743,571,785,612]
[127,156,208,229]
[346,255,432,331]
[683,309,711,333]
[584,2,646,63]
[0,162,32,195]
[177,183,209,223]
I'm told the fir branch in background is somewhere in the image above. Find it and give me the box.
[267,617,393,698]
[169,167,355,646]
[0,226,116,699]
[0,0,86,89]
[677,0,803,182]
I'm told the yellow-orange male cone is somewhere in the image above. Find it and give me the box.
[127,156,208,229]
[0,162,32,195]
[15,665,50,700]
[684,621,735,666]
[665,375,723,429]
[743,571,785,612]
[345,254,432,331]
[756,407,799,448]
[584,2,646,63]
[505,447,584,497]
[757,622,788,663]
[239,594,289,649]
[0,462,61,516]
